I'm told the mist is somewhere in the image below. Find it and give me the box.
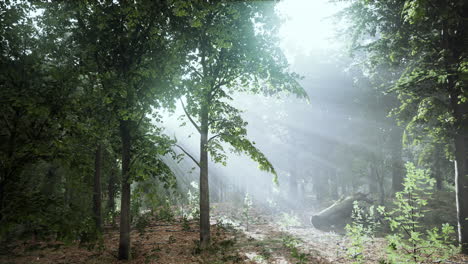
[2,0,466,263]
[159,0,359,215]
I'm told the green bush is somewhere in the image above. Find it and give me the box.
[344,162,458,264]
[282,235,309,264]
[345,201,382,263]
[385,162,458,263]
[278,212,301,230]
[242,193,253,231]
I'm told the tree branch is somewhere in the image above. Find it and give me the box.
[175,144,200,168]
[189,65,204,79]
[2,114,12,133]
[208,133,229,144]
[180,99,201,134]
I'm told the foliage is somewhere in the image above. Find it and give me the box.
[384,162,458,263]
[278,212,301,230]
[345,201,382,263]
[180,181,200,220]
[181,216,191,231]
[343,162,458,263]
[135,213,151,234]
[175,0,305,183]
[282,235,309,264]
[242,193,253,231]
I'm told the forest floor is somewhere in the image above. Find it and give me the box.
[2,202,468,263]
[0,206,327,264]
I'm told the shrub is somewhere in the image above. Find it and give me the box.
[385,162,458,263]
[345,201,382,263]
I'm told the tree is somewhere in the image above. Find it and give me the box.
[342,0,468,253]
[172,1,304,248]
[71,0,182,259]
[0,1,82,227]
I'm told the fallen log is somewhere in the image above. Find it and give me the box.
[310,193,372,230]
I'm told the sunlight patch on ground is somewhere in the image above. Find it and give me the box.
[246,252,290,264]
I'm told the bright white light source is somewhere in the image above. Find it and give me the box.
[277,0,342,58]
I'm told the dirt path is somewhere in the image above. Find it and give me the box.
[3,204,468,264]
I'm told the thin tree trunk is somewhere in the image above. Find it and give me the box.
[376,167,385,204]
[289,172,298,202]
[329,168,338,200]
[199,104,210,249]
[391,127,404,193]
[452,97,468,254]
[288,152,299,202]
[433,144,443,190]
[118,120,132,260]
[315,168,327,201]
[1,117,17,222]
[368,164,377,194]
[0,177,4,222]
[107,166,116,215]
[93,144,102,232]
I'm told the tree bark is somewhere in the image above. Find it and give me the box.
[452,97,468,254]
[433,144,443,191]
[311,193,372,230]
[289,171,298,203]
[0,177,4,222]
[107,166,116,215]
[0,116,18,222]
[314,167,327,201]
[391,127,404,193]
[93,144,102,232]
[118,120,132,260]
[377,168,385,205]
[199,104,210,249]
[329,168,338,200]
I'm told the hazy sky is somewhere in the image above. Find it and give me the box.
[277,0,343,60]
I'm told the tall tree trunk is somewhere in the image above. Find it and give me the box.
[199,104,210,249]
[368,164,377,194]
[0,177,4,222]
[288,152,299,203]
[329,168,338,200]
[93,144,102,232]
[289,172,298,203]
[433,144,443,190]
[107,166,116,215]
[452,95,468,254]
[391,127,404,193]
[315,167,328,201]
[376,167,385,205]
[118,120,132,260]
[1,117,17,222]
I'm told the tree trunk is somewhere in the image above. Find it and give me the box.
[391,127,404,193]
[376,168,385,205]
[433,144,443,190]
[289,172,298,203]
[315,167,328,201]
[1,118,17,222]
[107,166,116,215]
[311,192,372,230]
[329,168,338,200]
[199,104,210,249]
[288,152,299,203]
[118,120,132,260]
[368,164,377,194]
[93,144,102,232]
[452,97,468,254]
[0,177,4,222]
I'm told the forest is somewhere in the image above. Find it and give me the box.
[0,0,467,263]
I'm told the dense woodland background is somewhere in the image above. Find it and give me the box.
[0,0,467,263]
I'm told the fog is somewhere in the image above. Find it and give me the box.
[156,0,385,214]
